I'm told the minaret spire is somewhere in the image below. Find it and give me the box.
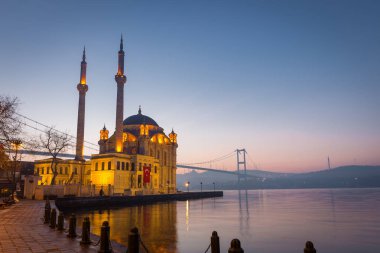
[76,47,89,161]
[114,36,127,152]
[117,35,125,76]
[80,46,87,85]
[82,46,86,62]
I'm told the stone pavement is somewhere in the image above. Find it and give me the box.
[0,200,127,253]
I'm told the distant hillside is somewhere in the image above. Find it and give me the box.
[176,165,380,190]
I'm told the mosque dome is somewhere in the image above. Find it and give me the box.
[123,106,159,127]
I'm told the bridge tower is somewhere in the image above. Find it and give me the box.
[236,149,247,186]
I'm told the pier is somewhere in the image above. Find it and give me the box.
[55,191,223,211]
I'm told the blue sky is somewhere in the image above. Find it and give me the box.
[0,0,379,172]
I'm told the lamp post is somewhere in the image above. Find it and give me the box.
[11,139,22,198]
[200,182,203,192]
[186,181,190,192]
[213,182,215,191]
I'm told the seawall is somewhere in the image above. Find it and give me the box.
[55,191,223,211]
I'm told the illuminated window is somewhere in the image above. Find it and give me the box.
[95,162,98,171]
[122,162,125,170]
[117,161,120,170]
[108,161,111,170]
[102,162,105,170]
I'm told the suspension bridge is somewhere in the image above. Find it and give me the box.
[8,112,257,179]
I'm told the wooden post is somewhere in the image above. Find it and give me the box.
[304,241,317,253]
[44,200,51,224]
[228,239,244,253]
[98,221,112,253]
[127,227,140,253]
[67,213,77,238]
[211,231,220,253]
[80,217,91,245]
[49,208,57,228]
[57,212,64,231]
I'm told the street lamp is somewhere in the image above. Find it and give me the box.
[200,182,203,192]
[11,139,22,198]
[185,181,190,192]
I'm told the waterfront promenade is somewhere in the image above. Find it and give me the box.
[0,200,127,253]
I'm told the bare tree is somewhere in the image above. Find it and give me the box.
[39,127,72,185]
[0,96,22,163]
[0,96,23,196]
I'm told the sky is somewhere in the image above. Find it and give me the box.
[0,0,379,172]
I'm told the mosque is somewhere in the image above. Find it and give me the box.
[34,38,178,195]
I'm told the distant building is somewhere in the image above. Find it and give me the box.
[34,38,178,195]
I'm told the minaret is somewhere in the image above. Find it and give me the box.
[75,47,88,160]
[114,35,127,152]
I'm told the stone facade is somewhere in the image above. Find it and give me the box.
[33,38,178,195]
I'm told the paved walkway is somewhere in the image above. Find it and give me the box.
[0,200,126,253]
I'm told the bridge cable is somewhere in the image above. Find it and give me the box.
[15,112,98,147]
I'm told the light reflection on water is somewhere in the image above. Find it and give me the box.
[74,188,380,253]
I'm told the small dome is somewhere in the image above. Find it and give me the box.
[123,106,159,127]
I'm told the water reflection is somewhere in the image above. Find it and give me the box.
[75,203,178,253]
[72,189,380,253]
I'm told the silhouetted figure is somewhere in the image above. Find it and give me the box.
[99,188,104,196]
[304,241,317,253]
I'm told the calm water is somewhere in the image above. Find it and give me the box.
[74,188,380,253]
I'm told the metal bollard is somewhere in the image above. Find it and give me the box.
[127,227,140,253]
[49,208,57,229]
[67,213,77,238]
[80,217,91,245]
[304,241,317,253]
[228,239,244,253]
[44,201,51,224]
[98,221,112,253]
[57,212,64,231]
[211,231,220,253]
